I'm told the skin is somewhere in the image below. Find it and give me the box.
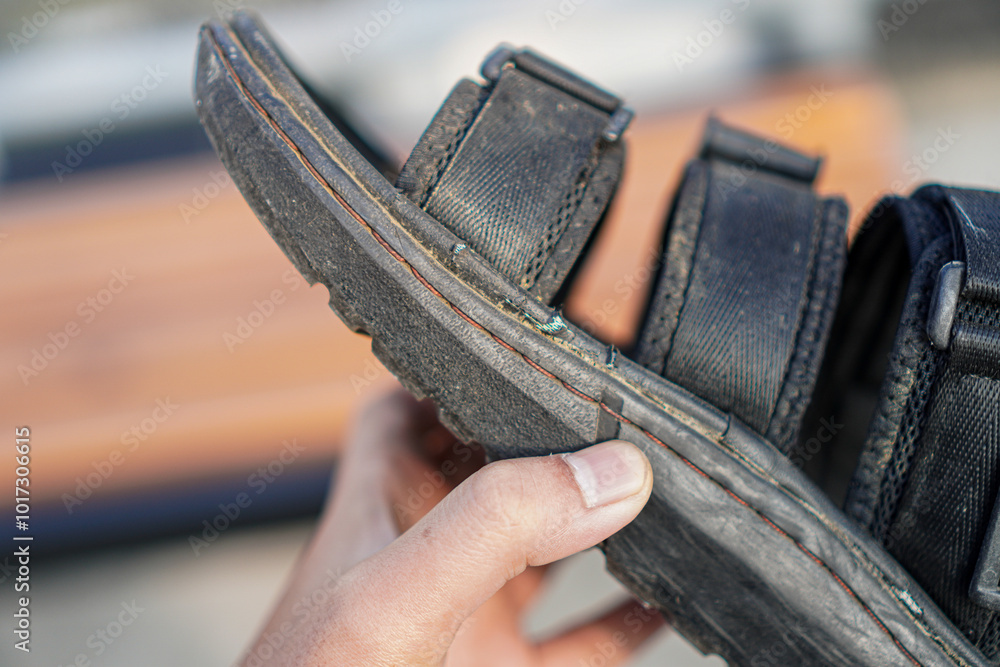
[241,387,664,666]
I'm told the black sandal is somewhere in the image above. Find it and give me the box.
[195,11,1000,666]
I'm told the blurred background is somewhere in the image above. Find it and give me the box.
[2,0,999,664]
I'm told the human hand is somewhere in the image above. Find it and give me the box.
[240,387,662,666]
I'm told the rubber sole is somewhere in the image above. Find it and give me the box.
[194,12,988,667]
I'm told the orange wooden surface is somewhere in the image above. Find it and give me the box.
[1,70,905,510]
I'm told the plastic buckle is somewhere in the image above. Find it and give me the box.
[602,108,634,142]
[480,45,515,83]
[700,116,821,184]
[927,261,966,350]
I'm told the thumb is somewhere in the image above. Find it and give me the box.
[332,440,653,665]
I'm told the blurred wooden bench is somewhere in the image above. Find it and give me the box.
[0,71,905,512]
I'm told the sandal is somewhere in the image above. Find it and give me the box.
[195,11,1000,666]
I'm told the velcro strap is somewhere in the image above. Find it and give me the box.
[846,184,1000,653]
[634,118,849,453]
[396,46,631,304]
[901,186,1000,615]
[936,187,1000,376]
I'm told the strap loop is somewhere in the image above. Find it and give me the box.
[701,116,820,184]
[634,119,848,453]
[937,188,1000,378]
[396,45,630,304]
[945,188,1000,303]
[922,186,1000,611]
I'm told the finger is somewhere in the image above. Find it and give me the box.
[504,563,550,609]
[317,392,479,560]
[537,599,666,666]
[421,427,487,487]
[401,401,487,487]
[312,389,421,566]
[440,565,550,666]
[442,569,540,667]
[328,440,653,665]
[384,410,485,532]
[388,446,454,532]
[245,387,421,653]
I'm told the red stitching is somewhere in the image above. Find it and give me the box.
[210,32,926,667]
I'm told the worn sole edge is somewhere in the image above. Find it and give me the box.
[193,13,986,667]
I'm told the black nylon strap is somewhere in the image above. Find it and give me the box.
[909,187,1000,618]
[940,188,1000,377]
[850,185,1000,656]
[396,47,629,304]
[634,119,848,453]
[946,188,1000,303]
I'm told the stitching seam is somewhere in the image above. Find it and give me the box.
[645,166,708,374]
[521,148,600,291]
[766,198,840,447]
[418,86,489,208]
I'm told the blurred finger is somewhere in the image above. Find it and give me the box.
[537,599,666,666]
[324,440,653,665]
